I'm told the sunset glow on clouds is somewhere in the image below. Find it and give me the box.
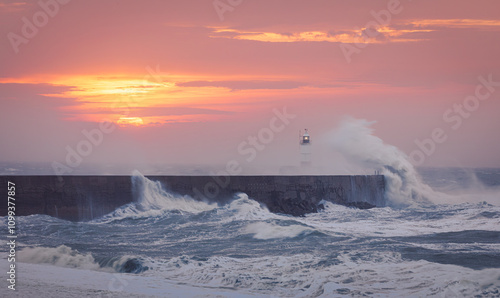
[209,17,500,44]
[1,0,499,168]
[1,73,319,125]
[408,19,500,29]
[210,26,431,44]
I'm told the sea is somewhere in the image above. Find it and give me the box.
[1,165,500,297]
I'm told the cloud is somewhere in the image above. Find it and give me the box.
[209,27,429,44]
[208,18,500,46]
[177,80,307,90]
[408,19,500,29]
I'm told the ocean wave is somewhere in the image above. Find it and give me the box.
[300,201,500,238]
[97,255,150,274]
[152,252,500,297]
[18,245,101,271]
[18,245,149,274]
[96,171,218,222]
[221,193,278,221]
[95,183,275,225]
[131,170,217,214]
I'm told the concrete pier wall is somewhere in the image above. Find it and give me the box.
[0,175,385,220]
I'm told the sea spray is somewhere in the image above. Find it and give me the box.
[326,117,448,207]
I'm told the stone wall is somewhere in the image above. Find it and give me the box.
[0,175,385,220]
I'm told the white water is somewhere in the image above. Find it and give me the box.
[0,258,257,297]
[326,117,500,207]
[132,170,217,213]
[243,222,314,240]
[98,171,218,222]
[299,201,500,238]
[17,245,101,271]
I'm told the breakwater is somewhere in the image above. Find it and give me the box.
[0,175,385,220]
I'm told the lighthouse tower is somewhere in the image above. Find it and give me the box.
[299,129,312,168]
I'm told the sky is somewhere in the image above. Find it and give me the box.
[1,0,500,174]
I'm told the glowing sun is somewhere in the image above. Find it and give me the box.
[117,117,144,126]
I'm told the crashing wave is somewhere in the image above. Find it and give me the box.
[97,171,218,221]
[18,245,149,274]
[328,117,450,207]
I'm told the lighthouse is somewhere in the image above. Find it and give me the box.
[299,129,312,168]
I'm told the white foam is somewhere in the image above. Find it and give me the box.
[0,259,257,297]
[243,222,313,239]
[149,252,500,297]
[275,201,500,238]
[18,245,101,271]
[5,251,500,297]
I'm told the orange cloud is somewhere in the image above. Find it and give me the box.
[209,19,500,45]
[210,27,430,44]
[408,19,500,29]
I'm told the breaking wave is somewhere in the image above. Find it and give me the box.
[221,193,277,221]
[98,171,218,221]
[328,117,453,207]
[97,171,280,224]
[132,170,217,213]
[18,245,149,274]
[18,245,100,270]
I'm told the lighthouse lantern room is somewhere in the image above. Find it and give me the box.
[299,129,312,167]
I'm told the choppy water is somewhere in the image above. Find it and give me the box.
[1,168,500,297]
